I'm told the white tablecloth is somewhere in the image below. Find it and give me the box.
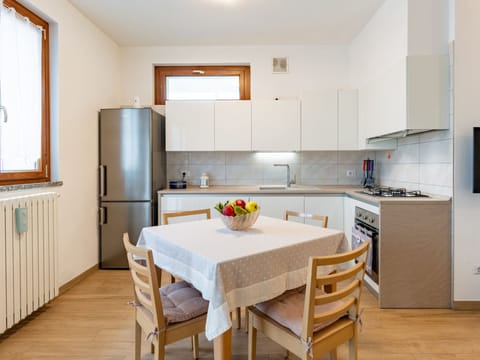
[137,215,349,340]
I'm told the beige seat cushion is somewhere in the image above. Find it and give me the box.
[160,281,209,324]
[255,286,345,337]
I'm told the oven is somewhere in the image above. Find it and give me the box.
[353,206,379,284]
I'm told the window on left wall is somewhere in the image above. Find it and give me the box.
[0,0,50,185]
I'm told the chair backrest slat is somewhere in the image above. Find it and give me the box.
[315,261,365,287]
[163,208,211,224]
[285,210,328,228]
[314,280,360,306]
[313,297,356,325]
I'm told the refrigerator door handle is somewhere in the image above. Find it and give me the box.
[99,165,106,197]
[99,207,107,225]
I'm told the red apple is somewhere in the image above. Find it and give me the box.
[235,199,246,208]
[222,204,235,217]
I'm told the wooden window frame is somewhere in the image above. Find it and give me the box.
[0,0,50,185]
[154,65,251,105]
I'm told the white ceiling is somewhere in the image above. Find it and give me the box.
[67,0,385,47]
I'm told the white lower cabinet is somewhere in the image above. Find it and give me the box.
[304,195,344,230]
[250,195,304,221]
[160,194,346,229]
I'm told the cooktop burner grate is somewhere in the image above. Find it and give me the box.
[360,187,429,198]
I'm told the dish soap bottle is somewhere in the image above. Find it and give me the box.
[200,173,209,188]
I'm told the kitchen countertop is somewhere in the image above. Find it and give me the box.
[158,185,451,205]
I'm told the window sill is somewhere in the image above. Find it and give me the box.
[0,181,63,193]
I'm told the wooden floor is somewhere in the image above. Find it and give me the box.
[1,270,480,359]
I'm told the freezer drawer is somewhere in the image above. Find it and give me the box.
[99,202,154,269]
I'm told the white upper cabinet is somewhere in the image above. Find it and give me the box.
[301,90,338,151]
[337,89,358,150]
[214,101,252,151]
[166,101,215,151]
[251,99,301,151]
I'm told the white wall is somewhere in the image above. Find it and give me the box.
[14,0,121,285]
[119,45,349,107]
[453,0,480,302]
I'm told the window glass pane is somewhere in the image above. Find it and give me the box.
[166,76,240,100]
[0,6,43,172]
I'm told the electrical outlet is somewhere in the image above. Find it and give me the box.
[181,170,190,178]
[346,169,355,177]
[474,265,480,275]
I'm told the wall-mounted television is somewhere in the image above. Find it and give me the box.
[474,127,480,193]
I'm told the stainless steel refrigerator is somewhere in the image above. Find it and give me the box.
[98,107,166,269]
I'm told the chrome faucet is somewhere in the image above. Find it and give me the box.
[273,164,295,187]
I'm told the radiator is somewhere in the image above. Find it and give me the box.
[0,192,59,334]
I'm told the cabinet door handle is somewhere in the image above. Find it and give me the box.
[99,165,106,197]
[99,207,107,225]
[0,105,7,123]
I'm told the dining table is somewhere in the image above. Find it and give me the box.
[136,215,349,359]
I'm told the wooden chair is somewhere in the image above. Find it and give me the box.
[162,208,212,284]
[163,208,243,330]
[247,241,370,360]
[285,210,329,228]
[123,233,208,360]
[163,208,211,225]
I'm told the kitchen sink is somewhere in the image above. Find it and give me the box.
[257,184,319,191]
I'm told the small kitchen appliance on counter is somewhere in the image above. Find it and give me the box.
[169,172,187,189]
[362,159,375,187]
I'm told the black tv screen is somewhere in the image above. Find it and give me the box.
[474,127,480,192]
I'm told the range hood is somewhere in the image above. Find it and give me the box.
[367,129,435,143]
[363,55,449,145]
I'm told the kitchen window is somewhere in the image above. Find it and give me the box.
[0,0,50,185]
[154,65,250,105]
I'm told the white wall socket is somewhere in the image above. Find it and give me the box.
[346,170,355,177]
[181,170,190,178]
[474,265,480,275]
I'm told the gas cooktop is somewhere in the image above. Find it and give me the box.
[358,186,429,198]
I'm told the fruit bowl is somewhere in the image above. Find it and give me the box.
[219,208,260,231]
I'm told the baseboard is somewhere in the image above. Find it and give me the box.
[59,264,98,295]
[453,301,480,310]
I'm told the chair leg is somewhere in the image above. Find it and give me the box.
[135,322,142,360]
[192,335,200,359]
[154,334,166,360]
[245,308,249,333]
[154,340,165,360]
[248,311,257,360]
[349,334,358,360]
[330,348,338,360]
[236,307,242,329]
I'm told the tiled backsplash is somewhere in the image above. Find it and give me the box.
[167,137,453,196]
[167,150,376,187]
[376,130,453,196]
